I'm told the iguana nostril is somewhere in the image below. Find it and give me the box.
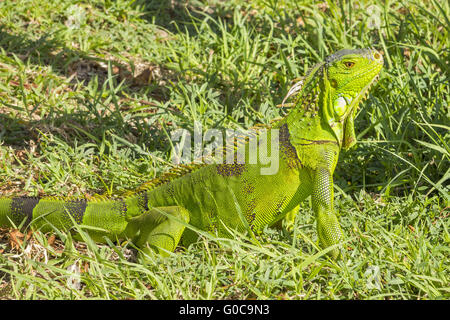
[373,51,383,62]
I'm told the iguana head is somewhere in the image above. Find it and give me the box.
[282,49,383,149]
[322,48,383,149]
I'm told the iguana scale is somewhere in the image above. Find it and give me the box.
[0,48,383,259]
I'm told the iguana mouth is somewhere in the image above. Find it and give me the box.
[342,72,380,119]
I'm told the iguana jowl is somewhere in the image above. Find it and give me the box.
[0,48,383,259]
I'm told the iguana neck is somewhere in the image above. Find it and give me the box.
[274,75,340,149]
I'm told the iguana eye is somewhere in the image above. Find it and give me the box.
[344,61,355,68]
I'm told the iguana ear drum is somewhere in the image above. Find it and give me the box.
[330,79,337,88]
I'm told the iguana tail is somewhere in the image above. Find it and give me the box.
[0,195,133,241]
[0,194,191,255]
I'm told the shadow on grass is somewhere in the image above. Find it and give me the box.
[0,3,275,149]
[0,26,172,150]
[0,25,176,98]
[0,22,178,150]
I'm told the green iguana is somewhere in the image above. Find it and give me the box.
[0,48,383,259]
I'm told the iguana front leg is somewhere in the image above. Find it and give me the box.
[312,165,344,259]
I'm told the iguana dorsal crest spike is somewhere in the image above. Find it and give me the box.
[280,61,325,110]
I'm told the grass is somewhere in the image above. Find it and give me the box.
[0,0,448,299]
